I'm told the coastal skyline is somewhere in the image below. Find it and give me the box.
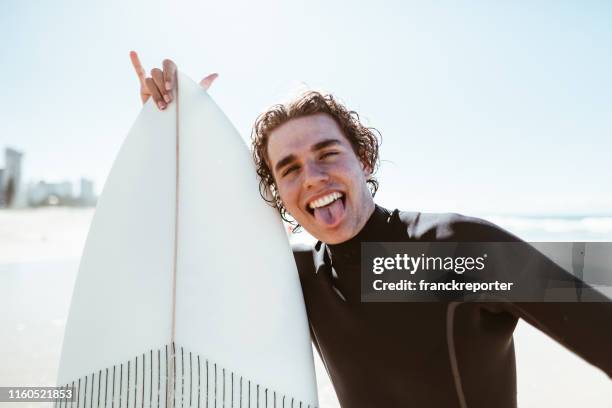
[2,1,611,215]
[0,145,96,208]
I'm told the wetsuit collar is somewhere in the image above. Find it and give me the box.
[320,204,394,263]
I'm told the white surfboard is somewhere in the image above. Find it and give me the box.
[56,73,319,408]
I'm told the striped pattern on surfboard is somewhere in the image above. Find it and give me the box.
[55,343,317,408]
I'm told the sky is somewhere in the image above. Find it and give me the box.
[1,0,611,215]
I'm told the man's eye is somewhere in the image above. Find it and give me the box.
[282,165,299,177]
[320,151,338,160]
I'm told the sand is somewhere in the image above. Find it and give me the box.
[1,208,610,407]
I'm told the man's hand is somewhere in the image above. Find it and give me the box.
[129,51,219,110]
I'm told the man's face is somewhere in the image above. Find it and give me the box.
[266,113,375,244]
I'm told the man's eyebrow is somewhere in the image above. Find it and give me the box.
[311,139,341,152]
[274,154,297,173]
[273,139,342,173]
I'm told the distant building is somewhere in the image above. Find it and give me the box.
[78,178,97,206]
[0,147,24,208]
[27,181,74,207]
[0,168,4,206]
[26,178,97,207]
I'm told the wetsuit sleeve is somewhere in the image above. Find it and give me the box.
[448,216,612,379]
[510,302,612,378]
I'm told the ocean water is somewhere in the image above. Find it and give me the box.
[487,214,612,242]
[1,209,611,407]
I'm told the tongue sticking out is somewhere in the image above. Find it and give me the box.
[313,197,345,226]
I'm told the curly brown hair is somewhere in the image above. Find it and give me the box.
[251,91,381,226]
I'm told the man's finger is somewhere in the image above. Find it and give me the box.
[199,73,219,90]
[129,51,147,86]
[145,77,166,110]
[150,68,170,104]
[162,59,177,92]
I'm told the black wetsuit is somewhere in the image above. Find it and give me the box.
[293,205,612,408]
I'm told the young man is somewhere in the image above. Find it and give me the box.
[131,53,612,408]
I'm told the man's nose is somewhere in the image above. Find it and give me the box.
[303,161,329,189]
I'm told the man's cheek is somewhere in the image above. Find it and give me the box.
[280,196,300,217]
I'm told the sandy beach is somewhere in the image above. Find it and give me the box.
[0,208,610,407]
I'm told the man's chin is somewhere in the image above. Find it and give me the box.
[296,209,353,243]
[309,224,354,245]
